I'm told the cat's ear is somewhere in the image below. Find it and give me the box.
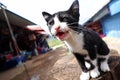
[68,0,79,19]
[42,12,52,22]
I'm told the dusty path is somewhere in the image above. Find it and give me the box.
[11,46,81,80]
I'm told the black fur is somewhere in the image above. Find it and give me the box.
[73,28,110,72]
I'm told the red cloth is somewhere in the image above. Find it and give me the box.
[6,54,13,61]
[37,47,42,51]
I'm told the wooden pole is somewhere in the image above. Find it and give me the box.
[0,3,20,56]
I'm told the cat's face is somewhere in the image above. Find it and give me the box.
[42,0,79,41]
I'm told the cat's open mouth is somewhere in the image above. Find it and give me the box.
[56,31,69,40]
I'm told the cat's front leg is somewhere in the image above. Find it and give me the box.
[80,71,90,80]
[100,60,110,72]
[79,61,90,80]
[99,55,110,72]
[90,59,100,78]
[73,53,90,80]
[90,66,100,78]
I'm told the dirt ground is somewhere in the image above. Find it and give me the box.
[10,49,120,80]
[0,37,120,80]
[9,46,81,80]
[103,37,120,54]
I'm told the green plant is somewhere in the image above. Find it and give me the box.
[48,38,63,48]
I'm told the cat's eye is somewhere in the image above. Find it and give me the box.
[63,17,67,21]
[60,17,67,21]
[49,20,54,25]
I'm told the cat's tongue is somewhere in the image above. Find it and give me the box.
[56,32,66,40]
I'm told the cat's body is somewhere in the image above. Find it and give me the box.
[42,0,110,80]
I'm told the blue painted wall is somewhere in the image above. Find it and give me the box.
[109,0,120,16]
[101,12,120,38]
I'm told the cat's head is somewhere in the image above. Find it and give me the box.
[42,0,79,41]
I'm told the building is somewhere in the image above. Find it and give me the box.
[85,0,120,38]
[0,7,50,53]
[0,5,51,72]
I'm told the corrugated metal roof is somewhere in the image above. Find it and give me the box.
[0,9,36,27]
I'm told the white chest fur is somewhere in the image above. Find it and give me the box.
[64,30,88,55]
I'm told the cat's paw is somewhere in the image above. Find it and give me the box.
[100,62,110,72]
[80,72,90,80]
[90,67,100,78]
[85,61,91,69]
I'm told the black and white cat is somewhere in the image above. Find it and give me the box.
[42,0,110,80]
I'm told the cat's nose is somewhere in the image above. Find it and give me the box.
[55,26,60,31]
